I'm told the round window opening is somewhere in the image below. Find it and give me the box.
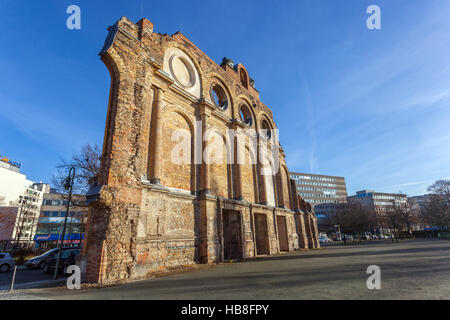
[261,120,272,139]
[240,104,253,126]
[169,55,195,88]
[210,84,228,110]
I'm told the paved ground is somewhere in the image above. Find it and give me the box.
[5,239,450,300]
[0,267,63,291]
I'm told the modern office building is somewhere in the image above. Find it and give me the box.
[290,172,348,217]
[347,190,408,234]
[347,190,407,214]
[408,194,432,211]
[34,190,87,248]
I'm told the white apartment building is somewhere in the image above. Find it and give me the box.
[0,159,33,205]
[0,156,49,242]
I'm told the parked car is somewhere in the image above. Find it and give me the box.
[343,234,353,241]
[329,233,341,241]
[26,246,80,269]
[43,248,80,275]
[0,252,15,273]
[319,236,332,244]
[25,248,57,269]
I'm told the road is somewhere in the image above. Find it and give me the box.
[8,239,450,299]
[0,267,58,291]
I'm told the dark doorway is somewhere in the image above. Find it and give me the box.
[254,213,270,255]
[276,215,289,252]
[222,210,243,260]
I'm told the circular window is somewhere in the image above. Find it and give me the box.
[169,55,195,88]
[210,84,228,110]
[239,104,253,126]
[261,119,272,139]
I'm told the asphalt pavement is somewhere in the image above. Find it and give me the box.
[3,239,450,299]
[0,266,65,291]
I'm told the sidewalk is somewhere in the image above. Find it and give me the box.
[0,290,49,300]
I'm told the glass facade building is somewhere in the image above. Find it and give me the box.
[290,172,348,217]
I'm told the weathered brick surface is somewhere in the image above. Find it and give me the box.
[82,16,319,284]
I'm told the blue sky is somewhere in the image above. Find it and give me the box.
[1,0,449,196]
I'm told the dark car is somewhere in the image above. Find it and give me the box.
[42,248,80,275]
[26,246,80,269]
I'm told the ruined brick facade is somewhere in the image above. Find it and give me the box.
[81,17,320,284]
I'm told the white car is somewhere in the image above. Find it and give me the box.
[319,236,332,244]
[0,252,15,273]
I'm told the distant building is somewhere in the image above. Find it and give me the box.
[0,155,32,205]
[347,190,407,214]
[0,207,19,241]
[347,190,407,234]
[0,155,52,244]
[408,194,432,212]
[408,194,433,230]
[0,182,49,244]
[34,190,87,248]
[290,172,348,220]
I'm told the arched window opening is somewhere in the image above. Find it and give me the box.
[210,84,228,111]
[239,104,253,126]
[261,119,272,139]
[239,68,248,88]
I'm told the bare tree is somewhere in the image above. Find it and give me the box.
[420,179,450,231]
[338,203,372,235]
[322,202,376,242]
[49,144,99,247]
[381,204,403,240]
[0,195,5,206]
[51,143,101,194]
[420,195,450,231]
[383,200,416,239]
[428,180,450,199]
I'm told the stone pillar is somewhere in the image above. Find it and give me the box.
[290,180,299,211]
[234,162,243,200]
[150,87,164,184]
[276,171,285,208]
[304,213,314,249]
[200,111,211,194]
[255,132,268,205]
[297,213,309,249]
[307,214,318,249]
[233,126,243,200]
[273,209,280,253]
[312,215,320,248]
[258,163,268,205]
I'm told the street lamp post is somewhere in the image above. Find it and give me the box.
[334,224,342,241]
[53,167,75,280]
[78,212,84,245]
